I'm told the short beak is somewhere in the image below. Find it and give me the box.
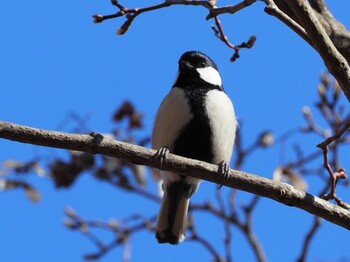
[179,60,193,71]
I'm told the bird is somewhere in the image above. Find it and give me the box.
[152,51,237,245]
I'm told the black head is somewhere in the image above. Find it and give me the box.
[173,51,223,89]
[179,51,219,71]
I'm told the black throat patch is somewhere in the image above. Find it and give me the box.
[173,87,214,163]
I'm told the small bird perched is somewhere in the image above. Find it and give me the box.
[152,51,237,245]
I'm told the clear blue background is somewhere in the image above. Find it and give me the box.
[1,1,350,261]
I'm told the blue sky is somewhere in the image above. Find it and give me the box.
[1,1,350,261]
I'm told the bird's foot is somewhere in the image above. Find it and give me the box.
[154,146,170,169]
[217,160,230,189]
[89,132,104,153]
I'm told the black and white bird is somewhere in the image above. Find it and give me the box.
[152,51,237,245]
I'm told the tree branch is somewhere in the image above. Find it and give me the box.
[268,0,350,101]
[211,16,256,62]
[94,0,350,99]
[1,120,350,230]
[317,118,350,208]
[206,0,257,20]
[296,217,322,262]
[309,0,350,63]
[264,0,311,45]
[93,0,214,34]
[93,0,257,61]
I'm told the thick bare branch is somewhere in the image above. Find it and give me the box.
[310,0,350,63]
[267,0,350,64]
[267,0,350,101]
[1,120,350,230]
[264,0,311,45]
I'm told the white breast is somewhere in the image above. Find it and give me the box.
[152,87,193,151]
[205,89,237,164]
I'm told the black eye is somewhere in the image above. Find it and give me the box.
[200,62,206,67]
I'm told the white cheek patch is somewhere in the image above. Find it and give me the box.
[196,67,222,86]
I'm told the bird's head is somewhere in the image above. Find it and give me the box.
[174,51,223,89]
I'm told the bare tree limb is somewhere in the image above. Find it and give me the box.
[264,0,311,45]
[275,0,350,101]
[317,118,350,208]
[296,181,331,262]
[1,120,350,230]
[93,0,350,100]
[206,0,257,20]
[93,0,257,61]
[65,208,156,260]
[242,196,267,262]
[93,0,214,34]
[296,217,322,262]
[267,0,350,64]
[211,16,256,62]
[215,190,233,262]
[309,0,350,63]
[187,215,224,262]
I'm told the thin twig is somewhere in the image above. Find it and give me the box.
[94,0,256,60]
[241,196,267,262]
[206,0,257,20]
[297,217,322,262]
[187,215,224,262]
[211,16,256,61]
[65,209,156,260]
[216,189,233,262]
[316,119,350,208]
[297,182,330,262]
[93,0,212,34]
[317,119,350,149]
[212,16,236,49]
